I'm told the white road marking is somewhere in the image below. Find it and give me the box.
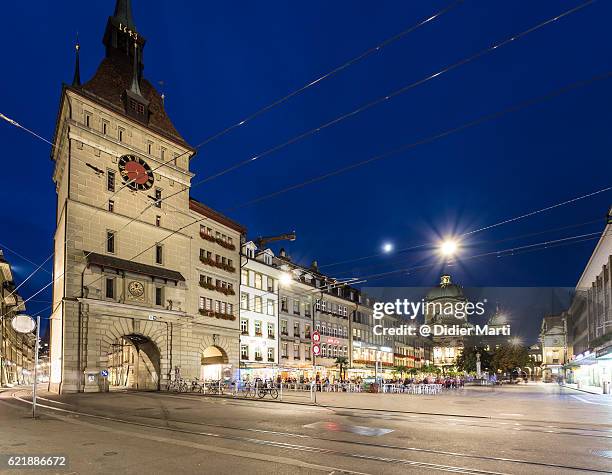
[570,395,612,407]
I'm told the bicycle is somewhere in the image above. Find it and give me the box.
[191,378,204,393]
[257,387,279,399]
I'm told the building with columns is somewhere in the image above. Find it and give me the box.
[49,0,244,393]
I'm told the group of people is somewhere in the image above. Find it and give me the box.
[383,377,465,389]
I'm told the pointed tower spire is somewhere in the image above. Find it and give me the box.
[113,0,135,30]
[130,42,142,96]
[72,34,81,86]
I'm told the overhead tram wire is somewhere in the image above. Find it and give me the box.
[0,0,595,304]
[115,0,601,244]
[335,230,610,286]
[231,72,612,212]
[0,1,461,298]
[78,0,462,206]
[332,217,608,277]
[193,0,464,148]
[0,116,188,304]
[319,187,612,270]
[165,0,596,194]
[4,68,610,319]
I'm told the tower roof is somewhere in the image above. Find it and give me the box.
[113,0,135,30]
[71,0,190,148]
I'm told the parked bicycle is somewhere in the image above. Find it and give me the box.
[257,387,279,399]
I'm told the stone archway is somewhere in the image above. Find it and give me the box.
[107,334,161,390]
[98,317,168,391]
[200,345,229,381]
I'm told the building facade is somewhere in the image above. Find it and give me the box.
[49,1,244,393]
[539,313,569,382]
[565,209,612,393]
[238,242,281,381]
[0,250,36,387]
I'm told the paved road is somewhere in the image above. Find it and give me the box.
[0,384,611,474]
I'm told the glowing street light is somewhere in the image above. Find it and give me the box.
[510,336,523,346]
[279,272,292,287]
[382,242,394,253]
[439,239,459,257]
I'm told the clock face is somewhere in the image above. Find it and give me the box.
[128,281,145,298]
[118,154,154,191]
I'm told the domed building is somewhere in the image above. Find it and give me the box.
[425,275,473,368]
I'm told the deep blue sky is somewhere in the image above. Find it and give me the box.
[1,1,611,341]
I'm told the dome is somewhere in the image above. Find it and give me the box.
[426,275,465,301]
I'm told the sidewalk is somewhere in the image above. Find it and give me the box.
[562,383,605,395]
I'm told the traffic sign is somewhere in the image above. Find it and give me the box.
[100,370,109,377]
[312,331,321,343]
[312,344,321,356]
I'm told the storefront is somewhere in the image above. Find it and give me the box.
[566,345,612,394]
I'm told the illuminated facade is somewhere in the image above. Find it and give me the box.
[48,0,244,393]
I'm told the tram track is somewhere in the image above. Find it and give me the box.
[9,390,611,474]
[116,390,612,439]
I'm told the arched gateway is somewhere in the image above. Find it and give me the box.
[108,334,161,391]
[201,345,230,380]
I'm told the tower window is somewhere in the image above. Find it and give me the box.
[102,121,108,135]
[106,231,115,254]
[155,215,161,227]
[155,287,163,306]
[108,200,114,212]
[154,189,162,208]
[85,113,91,128]
[147,142,152,154]
[105,278,115,299]
[155,244,163,264]
[107,171,115,192]
[160,147,166,161]
[118,127,124,142]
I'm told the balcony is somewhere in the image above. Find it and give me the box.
[255,332,263,337]
[241,355,248,360]
[255,356,263,361]
[200,231,216,243]
[241,331,249,336]
[281,331,289,336]
[268,334,275,339]
[199,309,236,321]
[216,238,236,251]
[268,358,275,362]
[304,333,311,339]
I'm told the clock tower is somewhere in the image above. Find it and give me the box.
[48,0,237,393]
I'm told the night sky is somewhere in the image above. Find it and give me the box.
[1,1,611,342]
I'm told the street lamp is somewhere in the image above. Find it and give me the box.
[439,239,459,257]
[382,242,394,253]
[279,272,292,287]
[510,336,523,346]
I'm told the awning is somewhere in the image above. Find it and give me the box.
[84,251,185,282]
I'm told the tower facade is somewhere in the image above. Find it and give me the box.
[49,1,243,393]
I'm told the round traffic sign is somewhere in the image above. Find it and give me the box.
[312,331,321,343]
[11,314,36,334]
[312,344,321,356]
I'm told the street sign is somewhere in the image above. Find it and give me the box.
[100,370,109,377]
[148,315,157,321]
[312,344,321,356]
[11,314,36,334]
[312,331,321,343]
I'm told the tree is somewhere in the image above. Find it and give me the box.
[392,365,409,380]
[491,345,530,376]
[335,356,349,381]
[421,364,441,375]
[456,346,492,373]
